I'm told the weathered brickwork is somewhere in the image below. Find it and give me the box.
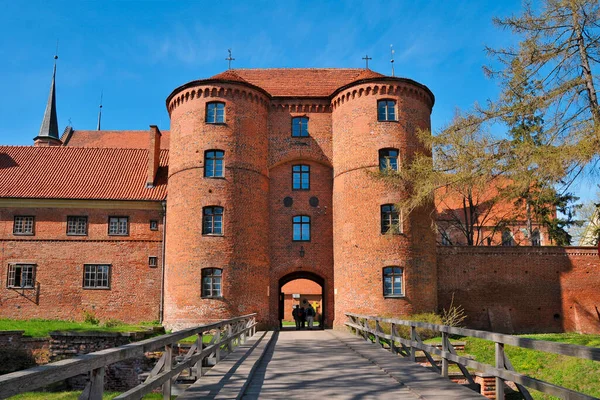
[438,246,600,334]
[0,206,162,323]
[331,81,437,326]
[164,84,271,329]
[3,68,598,335]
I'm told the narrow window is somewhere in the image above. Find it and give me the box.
[291,117,309,137]
[205,150,225,178]
[381,204,401,234]
[149,256,158,267]
[203,207,224,235]
[293,215,311,241]
[108,217,129,236]
[13,216,34,235]
[377,100,397,121]
[7,264,35,288]
[206,102,225,124]
[202,268,222,298]
[379,149,399,171]
[501,230,514,246]
[83,264,110,289]
[67,216,88,236]
[531,229,541,246]
[292,164,310,190]
[150,220,159,231]
[383,267,403,296]
[440,232,451,246]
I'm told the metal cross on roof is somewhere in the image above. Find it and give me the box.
[226,49,235,70]
[362,54,372,69]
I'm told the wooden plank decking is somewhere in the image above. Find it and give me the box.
[179,329,485,399]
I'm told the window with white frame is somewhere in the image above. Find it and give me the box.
[13,216,34,235]
[383,267,403,296]
[377,100,397,121]
[202,268,222,298]
[206,102,225,124]
[7,264,35,288]
[108,217,129,236]
[83,264,110,289]
[67,216,88,235]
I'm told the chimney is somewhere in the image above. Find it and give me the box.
[146,125,161,188]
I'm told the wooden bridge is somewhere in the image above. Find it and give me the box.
[0,313,598,399]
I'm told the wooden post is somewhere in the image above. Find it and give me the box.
[441,331,449,378]
[195,333,204,378]
[216,327,222,363]
[89,366,105,400]
[227,324,233,352]
[163,344,172,400]
[375,320,381,346]
[410,326,417,362]
[390,323,396,354]
[495,342,505,400]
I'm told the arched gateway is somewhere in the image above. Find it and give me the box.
[278,271,326,329]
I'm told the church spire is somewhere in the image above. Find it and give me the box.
[34,54,62,146]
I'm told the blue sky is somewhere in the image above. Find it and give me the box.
[0,0,596,202]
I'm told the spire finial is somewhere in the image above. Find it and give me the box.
[362,54,372,69]
[97,91,103,131]
[35,50,60,144]
[390,45,395,77]
[226,49,235,70]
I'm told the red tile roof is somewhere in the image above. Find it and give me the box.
[210,70,249,84]
[0,146,168,201]
[62,130,170,149]
[215,68,383,97]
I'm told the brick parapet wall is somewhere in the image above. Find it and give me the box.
[437,246,600,334]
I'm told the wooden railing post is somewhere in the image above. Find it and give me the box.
[195,333,204,378]
[162,344,172,400]
[375,320,381,346]
[441,331,449,378]
[390,323,396,354]
[495,342,505,400]
[227,323,233,352]
[215,327,222,363]
[410,325,417,362]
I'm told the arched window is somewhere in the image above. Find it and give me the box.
[203,206,223,235]
[531,229,541,246]
[379,148,399,171]
[205,150,225,178]
[381,204,401,234]
[206,102,225,123]
[201,268,222,298]
[293,215,311,241]
[292,164,310,190]
[377,100,397,121]
[501,229,514,246]
[383,267,403,296]
[292,117,309,137]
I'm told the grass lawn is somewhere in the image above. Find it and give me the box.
[423,333,600,400]
[0,319,161,338]
[8,392,172,399]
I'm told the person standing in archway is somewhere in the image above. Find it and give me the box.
[292,305,300,330]
[306,304,315,329]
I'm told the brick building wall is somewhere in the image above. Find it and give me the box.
[164,84,271,329]
[437,246,600,334]
[0,204,162,323]
[331,81,437,326]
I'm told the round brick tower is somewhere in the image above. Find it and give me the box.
[163,74,270,329]
[331,77,437,326]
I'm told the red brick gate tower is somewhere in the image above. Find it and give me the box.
[163,74,271,329]
[331,77,437,326]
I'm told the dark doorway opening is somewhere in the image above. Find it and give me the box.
[278,271,325,329]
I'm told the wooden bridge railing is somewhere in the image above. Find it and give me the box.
[346,313,600,400]
[0,313,257,400]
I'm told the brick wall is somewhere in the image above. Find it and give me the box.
[164,84,271,329]
[332,81,437,326]
[437,246,600,333]
[0,206,162,323]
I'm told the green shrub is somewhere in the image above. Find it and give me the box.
[103,319,122,328]
[82,310,99,325]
